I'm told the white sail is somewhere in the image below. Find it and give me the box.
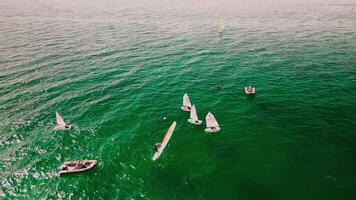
[190,105,198,121]
[56,112,66,127]
[183,93,192,107]
[206,112,219,128]
[152,121,177,161]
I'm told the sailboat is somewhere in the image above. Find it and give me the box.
[180,93,192,111]
[55,112,72,130]
[187,105,203,125]
[204,112,220,133]
[245,86,256,95]
[152,121,177,161]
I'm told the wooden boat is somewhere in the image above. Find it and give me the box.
[180,93,192,111]
[187,105,203,125]
[59,160,97,175]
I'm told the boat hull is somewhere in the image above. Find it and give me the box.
[245,87,256,95]
[188,118,203,125]
[204,127,221,133]
[152,151,161,161]
[152,121,177,161]
[59,160,97,175]
[55,125,72,131]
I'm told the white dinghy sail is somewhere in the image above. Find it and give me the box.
[55,112,72,130]
[204,112,220,133]
[188,105,203,125]
[181,93,192,111]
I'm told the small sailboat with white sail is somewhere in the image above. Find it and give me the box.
[181,93,192,111]
[204,112,220,133]
[152,121,177,161]
[187,105,203,125]
[55,112,72,130]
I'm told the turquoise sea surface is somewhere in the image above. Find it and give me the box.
[0,0,356,199]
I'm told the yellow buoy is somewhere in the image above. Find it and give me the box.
[218,20,225,32]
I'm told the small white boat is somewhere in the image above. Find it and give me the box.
[245,86,256,95]
[55,112,72,130]
[59,160,97,175]
[180,93,192,111]
[187,105,203,125]
[204,112,221,133]
[152,121,177,161]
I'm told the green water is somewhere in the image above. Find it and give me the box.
[1,0,356,199]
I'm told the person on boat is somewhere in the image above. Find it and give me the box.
[154,143,161,152]
[74,161,82,169]
[195,120,199,123]
[64,125,70,129]
[79,163,86,169]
